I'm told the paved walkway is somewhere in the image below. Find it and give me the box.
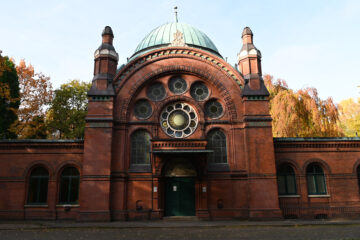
[1,219,360,240]
[1,219,360,230]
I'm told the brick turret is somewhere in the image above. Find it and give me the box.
[88,26,118,96]
[238,27,267,95]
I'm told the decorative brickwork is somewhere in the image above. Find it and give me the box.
[0,24,359,221]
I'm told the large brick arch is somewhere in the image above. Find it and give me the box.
[113,47,244,90]
[113,49,244,122]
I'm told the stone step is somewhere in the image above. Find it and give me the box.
[163,216,199,221]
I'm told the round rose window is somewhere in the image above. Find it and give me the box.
[147,82,166,101]
[205,99,223,119]
[160,102,198,138]
[168,76,187,94]
[134,99,152,119]
[190,82,209,101]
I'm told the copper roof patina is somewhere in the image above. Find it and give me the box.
[130,22,221,60]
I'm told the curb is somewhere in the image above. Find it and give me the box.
[1,221,360,231]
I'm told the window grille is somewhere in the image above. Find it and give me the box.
[207,129,227,164]
[27,167,49,204]
[277,164,297,195]
[306,163,327,195]
[59,167,80,204]
[131,130,151,165]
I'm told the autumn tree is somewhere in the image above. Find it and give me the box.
[47,80,91,139]
[10,60,53,139]
[264,74,343,137]
[0,53,20,139]
[338,98,360,137]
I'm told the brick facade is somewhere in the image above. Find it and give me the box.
[0,24,359,221]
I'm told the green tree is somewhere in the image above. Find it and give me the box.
[264,74,343,137]
[47,79,91,139]
[23,115,48,139]
[0,54,19,139]
[338,98,360,137]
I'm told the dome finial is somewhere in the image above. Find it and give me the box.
[102,26,114,37]
[242,27,253,37]
[174,6,178,23]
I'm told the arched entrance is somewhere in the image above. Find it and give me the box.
[163,158,197,216]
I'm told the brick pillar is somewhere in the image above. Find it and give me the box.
[78,26,118,221]
[239,26,282,219]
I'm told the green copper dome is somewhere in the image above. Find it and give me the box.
[131,22,221,59]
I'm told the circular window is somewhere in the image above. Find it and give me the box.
[134,100,152,119]
[160,102,198,138]
[147,83,166,101]
[168,76,187,94]
[205,99,224,119]
[190,82,209,101]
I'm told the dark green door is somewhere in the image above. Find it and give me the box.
[165,177,195,216]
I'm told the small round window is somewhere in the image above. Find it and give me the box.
[168,76,187,94]
[160,102,198,138]
[134,100,152,119]
[147,83,166,101]
[190,82,209,101]
[205,99,224,119]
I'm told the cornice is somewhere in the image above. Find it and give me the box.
[274,138,360,149]
[0,141,84,150]
[151,139,207,150]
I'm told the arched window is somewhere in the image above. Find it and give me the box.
[357,165,360,192]
[59,167,80,204]
[27,167,49,204]
[306,163,327,195]
[207,129,227,164]
[131,130,151,165]
[277,164,297,195]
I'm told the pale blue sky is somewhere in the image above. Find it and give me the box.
[1,0,359,103]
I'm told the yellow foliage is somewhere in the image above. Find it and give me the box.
[338,98,360,137]
[264,74,343,137]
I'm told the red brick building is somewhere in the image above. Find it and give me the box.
[1,21,360,221]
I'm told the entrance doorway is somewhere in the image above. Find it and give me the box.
[165,177,195,216]
[163,158,197,216]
